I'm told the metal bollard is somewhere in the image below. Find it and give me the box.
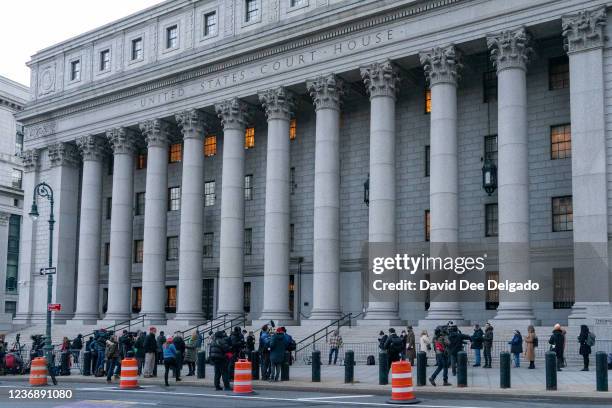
[500,352,510,389]
[457,351,467,388]
[281,351,290,381]
[82,351,91,376]
[196,351,206,379]
[344,350,355,383]
[596,351,608,392]
[250,350,260,380]
[379,351,388,385]
[312,350,321,382]
[545,351,557,391]
[416,351,426,386]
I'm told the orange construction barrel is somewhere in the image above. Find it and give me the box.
[29,357,48,386]
[233,359,255,394]
[387,360,420,405]
[119,358,139,389]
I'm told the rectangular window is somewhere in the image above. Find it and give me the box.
[70,60,81,81]
[132,287,142,313]
[291,0,305,6]
[168,187,181,211]
[166,25,178,49]
[483,69,497,103]
[245,127,255,149]
[5,301,16,318]
[102,288,108,313]
[424,210,431,242]
[203,232,213,258]
[202,279,214,319]
[484,135,498,165]
[551,124,571,160]
[552,196,573,232]
[485,203,498,237]
[243,281,251,313]
[204,11,217,36]
[424,88,431,114]
[104,242,110,266]
[424,146,430,177]
[204,135,217,157]
[245,0,259,22]
[106,197,112,220]
[15,129,23,155]
[290,223,295,252]
[166,236,179,260]
[549,56,569,90]
[100,49,110,71]
[244,174,253,201]
[485,271,499,310]
[244,228,252,255]
[5,215,20,293]
[289,119,297,140]
[135,192,145,216]
[290,167,296,195]
[553,268,574,309]
[165,286,177,313]
[11,169,22,189]
[205,181,216,206]
[169,143,182,162]
[131,37,143,60]
[108,157,114,175]
[136,153,147,169]
[134,240,144,263]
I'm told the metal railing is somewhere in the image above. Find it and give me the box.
[294,312,363,361]
[51,314,148,349]
[179,314,229,337]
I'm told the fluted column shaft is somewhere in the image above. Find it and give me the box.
[74,136,106,323]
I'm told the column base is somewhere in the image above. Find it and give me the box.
[568,302,612,326]
[12,313,32,325]
[0,313,13,332]
[69,315,100,325]
[173,313,205,326]
[421,303,466,326]
[98,312,131,325]
[52,313,74,324]
[357,319,404,327]
[252,319,297,328]
[492,304,538,327]
[307,309,342,321]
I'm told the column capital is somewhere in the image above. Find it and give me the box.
[360,60,400,100]
[258,87,295,121]
[76,135,107,162]
[420,45,462,86]
[215,98,251,130]
[140,119,172,147]
[21,149,40,173]
[106,127,138,155]
[175,109,208,140]
[487,27,532,72]
[563,7,607,54]
[0,212,10,226]
[49,142,80,168]
[307,74,344,111]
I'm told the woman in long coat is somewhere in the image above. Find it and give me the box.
[405,327,416,365]
[524,325,537,369]
[184,331,198,376]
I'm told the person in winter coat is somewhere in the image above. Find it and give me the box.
[143,327,158,377]
[156,331,166,365]
[384,328,404,372]
[134,332,146,375]
[578,324,591,371]
[549,323,565,372]
[105,335,120,383]
[525,325,537,369]
[184,331,198,376]
[259,325,272,380]
[246,331,256,354]
[405,327,417,366]
[162,337,179,386]
[429,335,451,387]
[209,331,231,390]
[173,332,186,379]
[420,330,432,366]
[268,328,287,382]
[483,323,494,368]
[71,334,83,364]
[86,336,96,373]
[378,331,388,350]
[447,324,471,376]
[509,330,523,368]
[470,324,484,367]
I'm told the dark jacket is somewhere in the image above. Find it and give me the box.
[448,329,471,355]
[578,325,591,356]
[134,334,145,359]
[378,334,388,350]
[269,333,287,364]
[230,331,245,354]
[549,329,565,357]
[470,328,484,350]
[156,334,166,353]
[173,336,186,354]
[384,333,404,360]
[246,335,255,352]
[509,333,523,354]
[144,332,157,353]
[209,332,230,362]
[483,327,494,348]
[71,335,83,350]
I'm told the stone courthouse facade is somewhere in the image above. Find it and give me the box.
[13,0,612,328]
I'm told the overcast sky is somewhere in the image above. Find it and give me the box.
[1,0,164,87]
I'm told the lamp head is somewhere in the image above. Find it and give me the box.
[29,202,39,221]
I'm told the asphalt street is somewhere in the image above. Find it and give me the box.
[0,381,610,408]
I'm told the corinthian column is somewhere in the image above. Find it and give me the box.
[104,128,138,321]
[258,87,294,323]
[175,109,207,323]
[306,74,343,321]
[419,45,465,324]
[487,27,535,324]
[562,8,611,322]
[73,135,106,323]
[139,119,171,324]
[215,98,250,318]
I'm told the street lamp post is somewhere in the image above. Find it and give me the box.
[28,181,55,365]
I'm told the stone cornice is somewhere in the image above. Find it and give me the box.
[106,128,138,155]
[360,60,400,100]
[487,27,532,72]
[175,109,208,140]
[307,74,344,111]
[258,87,295,121]
[420,45,462,86]
[21,149,40,173]
[215,99,250,131]
[76,135,107,162]
[48,142,80,168]
[139,119,172,148]
[562,6,607,54]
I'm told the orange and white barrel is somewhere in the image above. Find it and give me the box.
[29,357,48,387]
[387,360,420,405]
[119,358,139,389]
[233,359,255,394]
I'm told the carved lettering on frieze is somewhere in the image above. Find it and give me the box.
[24,121,56,141]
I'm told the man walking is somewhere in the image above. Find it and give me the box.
[143,327,157,378]
[384,328,404,373]
[429,335,451,387]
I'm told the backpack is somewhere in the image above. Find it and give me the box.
[367,355,375,365]
[389,336,403,354]
[586,332,596,347]
[287,339,296,352]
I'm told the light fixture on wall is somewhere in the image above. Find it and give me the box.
[482,158,497,196]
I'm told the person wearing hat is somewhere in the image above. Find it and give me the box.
[549,323,565,371]
[268,327,287,382]
[162,337,179,386]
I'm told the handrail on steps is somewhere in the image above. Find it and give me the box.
[295,312,363,354]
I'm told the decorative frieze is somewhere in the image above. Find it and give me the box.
[487,27,532,72]
[420,45,461,86]
[106,127,138,155]
[0,212,10,226]
[562,7,607,54]
[306,74,344,111]
[76,135,107,162]
[259,87,295,121]
[24,121,56,142]
[139,119,171,147]
[175,109,207,140]
[215,98,251,130]
[21,149,40,173]
[360,60,400,100]
[48,142,80,168]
